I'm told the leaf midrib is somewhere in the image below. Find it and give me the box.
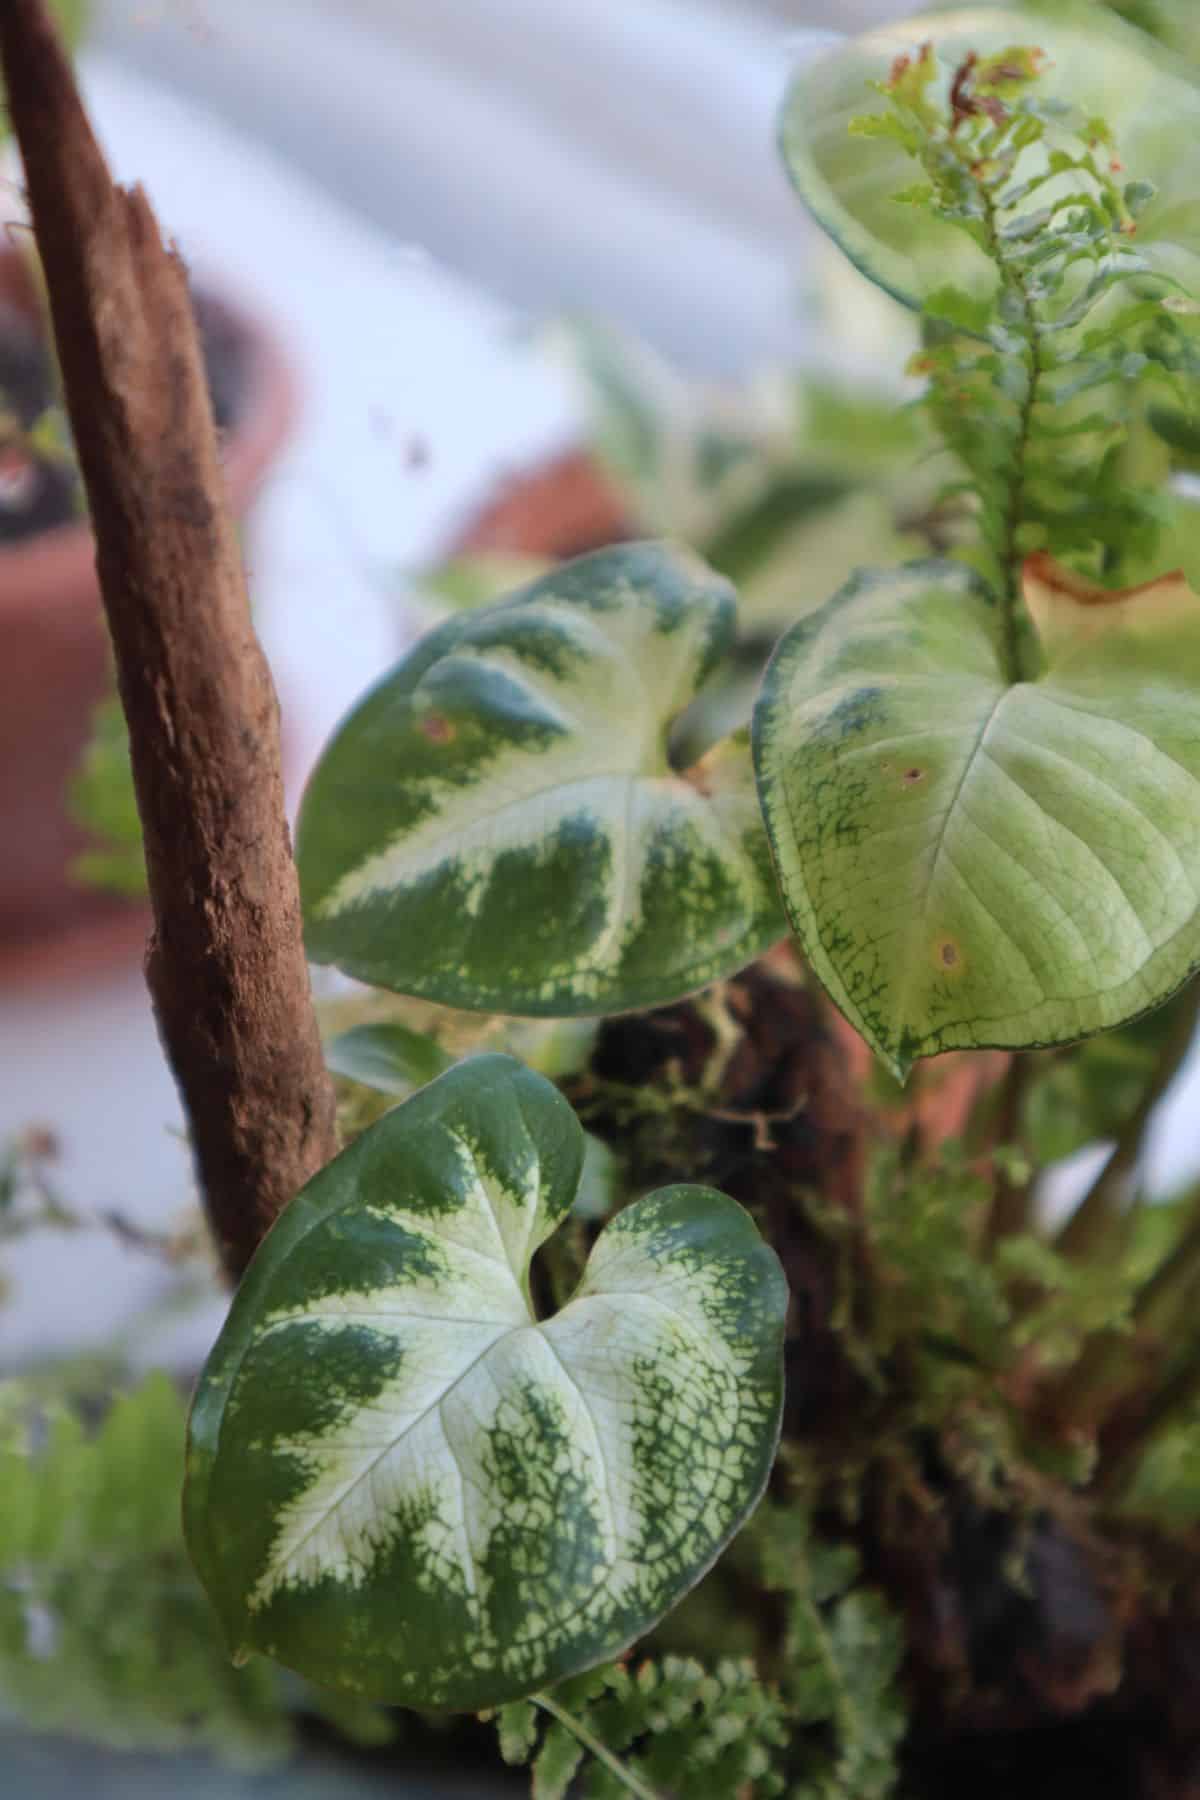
[889,684,1010,1055]
[258,1318,524,1595]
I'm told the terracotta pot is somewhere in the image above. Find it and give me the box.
[0,246,297,985]
[453,446,630,561]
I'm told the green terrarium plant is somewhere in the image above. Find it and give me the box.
[14,1,1200,1796]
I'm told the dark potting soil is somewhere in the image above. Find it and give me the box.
[0,288,249,546]
[571,964,1200,1799]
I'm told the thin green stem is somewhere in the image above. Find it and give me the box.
[533,1693,665,1800]
[1056,978,1200,1261]
[978,179,1042,684]
[1094,1337,1200,1502]
[982,1055,1036,1247]
[1130,1208,1200,1337]
[1048,1184,1200,1442]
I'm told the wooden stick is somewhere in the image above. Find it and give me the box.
[0,0,338,1277]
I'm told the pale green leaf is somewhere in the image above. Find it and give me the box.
[323,1021,452,1096]
[67,695,147,900]
[496,1700,539,1765]
[298,544,785,1015]
[779,4,1200,313]
[533,1725,587,1800]
[753,557,1200,1077]
[184,1055,787,1711]
[421,553,554,614]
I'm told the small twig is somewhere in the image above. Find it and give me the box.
[1045,1196,1200,1448]
[0,0,338,1278]
[1094,1340,1200,1503]
[533,1693,665,1800]
[983,1054,1036,1247]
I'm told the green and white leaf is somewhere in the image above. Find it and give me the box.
[298,543,785,1014]
[779,3,1200,312]
[753,557,1200,1078]
[184,1055,787,1711]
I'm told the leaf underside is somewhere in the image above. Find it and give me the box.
[753,559,1200,1078]
[779,3,1200,312]
[297,543,785,1015]
[184,1056,787,1711]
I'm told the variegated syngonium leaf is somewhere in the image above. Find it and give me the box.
[184,1055,787,1711]
[753,556,1200,1080]
[296,542,785,1014]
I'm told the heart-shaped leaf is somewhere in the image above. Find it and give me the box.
[753,557,1200,1079]
[184,1055,786,1710]
[779,3,1200,313]
[297,544,785,1015]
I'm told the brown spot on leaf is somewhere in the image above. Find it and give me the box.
[420,712,456,745]
[939,940,960,969]
[903,767,925,785]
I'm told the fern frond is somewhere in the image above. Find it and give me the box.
[0,1375,394,1765]
[488,1656,789,1799]
[757,1507,907,1800]
[864,41,1194,676]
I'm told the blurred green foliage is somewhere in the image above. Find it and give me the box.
[0,1375,394,1763]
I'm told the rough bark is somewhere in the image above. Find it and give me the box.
[0,0,338,1277]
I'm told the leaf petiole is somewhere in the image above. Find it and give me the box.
[533,1691,666,1800]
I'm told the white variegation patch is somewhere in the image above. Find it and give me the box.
[185,1057,786,1711]
[297,543,784,1014]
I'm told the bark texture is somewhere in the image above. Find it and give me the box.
[0,0,337,1277]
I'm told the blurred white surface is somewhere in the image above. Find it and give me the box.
[97,0,814,373]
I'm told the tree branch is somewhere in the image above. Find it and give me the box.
[0,0,338,1277]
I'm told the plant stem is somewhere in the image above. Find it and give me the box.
[1130,1207,1200,1336]
[533,1693,665,1800]
[983,1055,1035,1246]
[1095,1339,1200,1501]
[1056,979,1200,1262]
[978,180,1042,685]
[1049,1191,1200,1444]
[0,0,338,1279]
